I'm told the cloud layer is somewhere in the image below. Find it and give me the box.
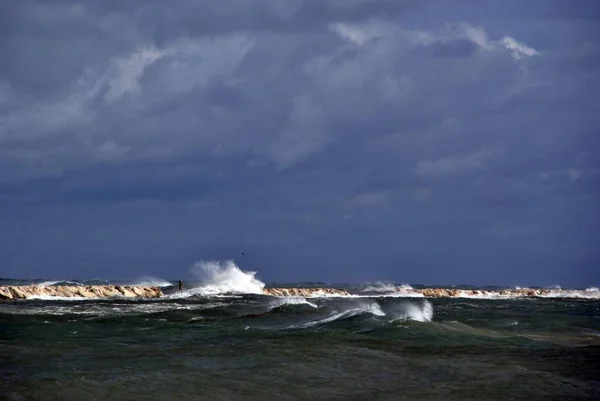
[1,0,599,285]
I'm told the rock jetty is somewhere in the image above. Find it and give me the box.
[261,287,566,298]
[0,285,586,301]
[0,285,163,300]
[260,287,587,298]
[263,288,351,297]
[415,288,556,298]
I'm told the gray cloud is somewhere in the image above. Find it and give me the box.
[1,0,598,285]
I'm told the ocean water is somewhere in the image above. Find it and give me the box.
[2,264,600,400]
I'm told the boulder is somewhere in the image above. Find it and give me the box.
[0,287,13,300]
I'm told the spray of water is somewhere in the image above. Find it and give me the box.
[389,300,434,322]
[188,260,265,295]
[37,280,83,287]
[362,282,413,293]
[269,297,318,310]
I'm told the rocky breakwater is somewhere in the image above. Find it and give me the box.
[0,285,163,300]
[417,288,555,298]
[262,287,564,298]
[263,288,351,297]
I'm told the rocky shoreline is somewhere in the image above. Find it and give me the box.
[267,287,578,298]
[0,285,352,300]
[262,287,351,297]
[0,285,592,300]
[0,285,163,300]
[417,288,557,298]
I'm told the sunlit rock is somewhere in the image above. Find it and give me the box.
[263,288,351,297]
[0,285,163,300]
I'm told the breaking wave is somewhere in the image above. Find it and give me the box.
[538,289,600,299]
[37,280,83,287]
[362,282,413,293]
[362,282,397,293]
[169,260,265,298]
[269,296,318,310]
[284,299,433,329]
[389,300,434,322]
[292,300,385,329]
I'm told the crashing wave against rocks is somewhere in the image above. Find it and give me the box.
[0,285,597,300]
[0,285,163,300]
[0,285,350,300]
[263,287,598,299]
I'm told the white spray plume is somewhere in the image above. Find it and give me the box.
[189,260,265,295]
[390,300,433,322]
[362,282,413,293]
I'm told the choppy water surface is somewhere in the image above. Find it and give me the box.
[2,291,600,401]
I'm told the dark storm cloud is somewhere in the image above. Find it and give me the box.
[0,0,598,285]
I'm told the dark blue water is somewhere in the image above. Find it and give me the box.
[2,280,600,401]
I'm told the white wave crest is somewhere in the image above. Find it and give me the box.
[378,292,424,298]
[390,300,433,322]
[37,280,82,286]
[362,282,413,293]
[430,289,600,300]
[270,296,318,309]
[585,287,599,292]
[362,282,397,293]
[292,300,385,329]
[358,300,386,317]
[538,290,600,299]
[185,260,265,296]
[303,292,424,299]
[130,276,173,287]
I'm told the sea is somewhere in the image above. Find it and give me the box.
[2,261,600,401]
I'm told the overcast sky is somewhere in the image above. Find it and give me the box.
[1,0,599,286]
